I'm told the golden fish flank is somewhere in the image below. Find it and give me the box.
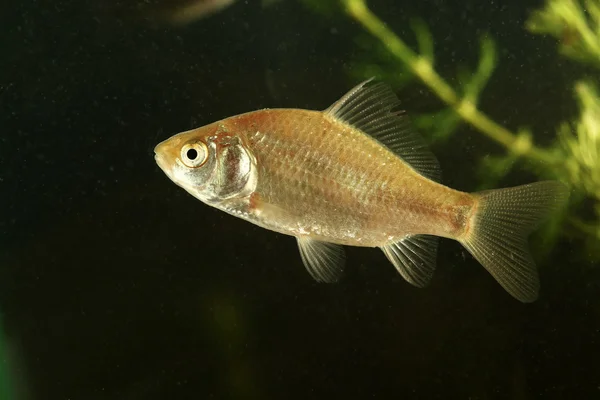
[154,79,569,302]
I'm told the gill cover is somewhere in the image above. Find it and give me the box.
[204,133,257,202]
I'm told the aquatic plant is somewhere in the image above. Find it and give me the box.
[527,0,600,69]
[336,0,600,243]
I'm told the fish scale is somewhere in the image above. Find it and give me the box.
[154,79,569,302]
[237,108,464,244]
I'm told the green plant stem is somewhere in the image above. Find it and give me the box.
[343,0,558,166]
[342,0,600,240]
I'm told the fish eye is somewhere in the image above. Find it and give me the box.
[180,142,208,168]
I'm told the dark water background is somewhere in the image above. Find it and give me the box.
[2,0,600,398]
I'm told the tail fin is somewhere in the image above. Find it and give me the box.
[459,181,569,302]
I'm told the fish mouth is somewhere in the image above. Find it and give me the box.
[154,139,167,155]
[154,139,170,169]
[154,151,170,174]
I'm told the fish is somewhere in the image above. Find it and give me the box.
[164,0,236,26]
[154,79,569,302]
[148,0,280,27]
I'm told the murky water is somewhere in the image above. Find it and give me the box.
[2,0,598,398]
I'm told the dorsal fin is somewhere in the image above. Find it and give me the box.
[324,78,441,182]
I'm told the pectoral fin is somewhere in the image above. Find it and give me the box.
[296,237,346,283]
[380,235,439,287]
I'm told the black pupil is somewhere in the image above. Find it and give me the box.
[186,148,198,160]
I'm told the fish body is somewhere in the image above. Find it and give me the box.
[186,109,471,246]
[151,0,280,26]
[154,79,569,302]
[167,0,236,25]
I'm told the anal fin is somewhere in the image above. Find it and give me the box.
[380,235,439,287]
[296,237,346,283]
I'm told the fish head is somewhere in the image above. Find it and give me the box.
[154,122,257,204]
